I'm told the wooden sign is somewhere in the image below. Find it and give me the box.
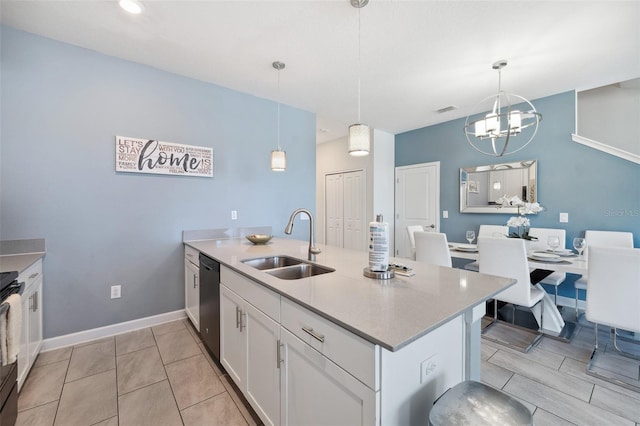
[115,136,213,177]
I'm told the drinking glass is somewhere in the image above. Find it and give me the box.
[466,230,476,244]
[573,237,586,257]
[547,235,560,253]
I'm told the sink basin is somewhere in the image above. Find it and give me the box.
[242,255,303,270]
[242,255,334,280]
[266,263,335,280]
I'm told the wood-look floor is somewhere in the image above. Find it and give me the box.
[15,316,640,425]
[481,317,640,426]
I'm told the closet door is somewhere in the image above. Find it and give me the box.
[343,170,365,251]
[325,173,344,248]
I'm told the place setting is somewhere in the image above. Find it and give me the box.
[449,231,479,252]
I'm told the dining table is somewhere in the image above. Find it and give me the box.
[447,241,583,341]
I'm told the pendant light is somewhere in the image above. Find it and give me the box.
[271,61,286,171]
[464,60,542,157]
[348,0,370,157]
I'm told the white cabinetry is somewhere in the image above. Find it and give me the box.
[280,327,376,425]
[17,259,43,391]
[184,246,199,331]
[220,267,281,426]
[219,264,466,425]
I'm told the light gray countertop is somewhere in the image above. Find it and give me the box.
[0,253,45,275]
[185,237,515,352]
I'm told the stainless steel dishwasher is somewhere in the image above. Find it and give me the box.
[199,253,220,361]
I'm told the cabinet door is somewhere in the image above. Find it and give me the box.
[244,303,281,426]
[220,285,246,389]
[184,259,200,331]
[17,290,31,390]
[280,328,376,426]
[28,277,43,363]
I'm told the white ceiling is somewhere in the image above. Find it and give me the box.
[2,1,639,143]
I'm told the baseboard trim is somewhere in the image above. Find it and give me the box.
[41,310,187,352]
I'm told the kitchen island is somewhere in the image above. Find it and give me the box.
[185,237,514,425]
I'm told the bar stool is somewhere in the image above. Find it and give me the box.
[429,381,532,425]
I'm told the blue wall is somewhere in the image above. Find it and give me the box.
[396,91,640,299]
[0,27,316,338]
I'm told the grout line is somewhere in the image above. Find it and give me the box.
[152,327,186,425]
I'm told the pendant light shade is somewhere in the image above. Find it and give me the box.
[348,124,370,156]
[271,61,287,171]
[464,60,542,157]
[271,149,286,171]
[348,0,370,157]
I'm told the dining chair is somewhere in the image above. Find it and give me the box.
[479,237,545,351]
[585,246,640,360]
[478,225,508,239]
[406,225,424,259]
[574,230,634,317]
[528,227,567,305]
[463,225,508,272]
[415,232,452,267]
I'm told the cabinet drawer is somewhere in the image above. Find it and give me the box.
[281,297,378,390]
[184,245,199,265]
[18,259,42,291]
[221,266,280,322]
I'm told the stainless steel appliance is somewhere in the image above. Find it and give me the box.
[199,254,220,361]
[0,271,23,426]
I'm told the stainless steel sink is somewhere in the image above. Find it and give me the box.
[242,255,334,280]
[265,263,335,280]
[242,255,303,270]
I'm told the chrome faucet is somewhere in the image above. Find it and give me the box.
[285,208,321,261]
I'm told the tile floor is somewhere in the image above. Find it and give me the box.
[481,316,640,426]
[15,316,640,426]
[16,319,262,426]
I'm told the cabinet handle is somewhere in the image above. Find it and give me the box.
[29,272,39,279]
[240,311,246,332]
[276,339,283,369]
[235,306,241,329]
[35,291,39,312]
[193,275,197,288]
[302,326,325,343]
[186,252,193,258]
[29,295,33,311]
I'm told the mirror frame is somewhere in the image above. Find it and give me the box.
[460,160,537,214]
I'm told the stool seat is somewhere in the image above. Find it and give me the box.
[429,381,532,426]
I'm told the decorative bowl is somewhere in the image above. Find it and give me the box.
[246,234,273,245]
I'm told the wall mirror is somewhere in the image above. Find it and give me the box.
[460,160,537,213]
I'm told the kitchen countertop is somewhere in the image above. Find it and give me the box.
[186,237,515,352]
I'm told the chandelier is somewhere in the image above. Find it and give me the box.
[464,60,542,157]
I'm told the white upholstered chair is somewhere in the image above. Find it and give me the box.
[407,225,424,259]
[479,237,545,339]
[464,225,508,272]
[478,224,508,239]
[528,227,567,305]
[415,232,452,267]
[574,230,634,317]
[585,246,640,358]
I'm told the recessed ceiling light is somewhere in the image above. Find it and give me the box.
[119,0,143,15]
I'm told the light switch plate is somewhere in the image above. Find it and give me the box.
[442,210,449,219]
[231,210,237,220]
[111,285,121,299]
[559,212,569,223]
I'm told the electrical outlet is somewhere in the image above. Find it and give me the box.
[420,354,438,383]
[442,210,449,219]
[231,210,237,220]
[559,212,569,223]
[111,285,121,299]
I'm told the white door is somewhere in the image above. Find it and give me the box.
[280,328,376,426]
[325,170,365,251]
[325,174,343,248]
[245,303,281,426]
[395,162,440,259]
[343,171,365,250]
[220,285,246,389]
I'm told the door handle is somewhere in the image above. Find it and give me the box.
[427,224,435,229]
